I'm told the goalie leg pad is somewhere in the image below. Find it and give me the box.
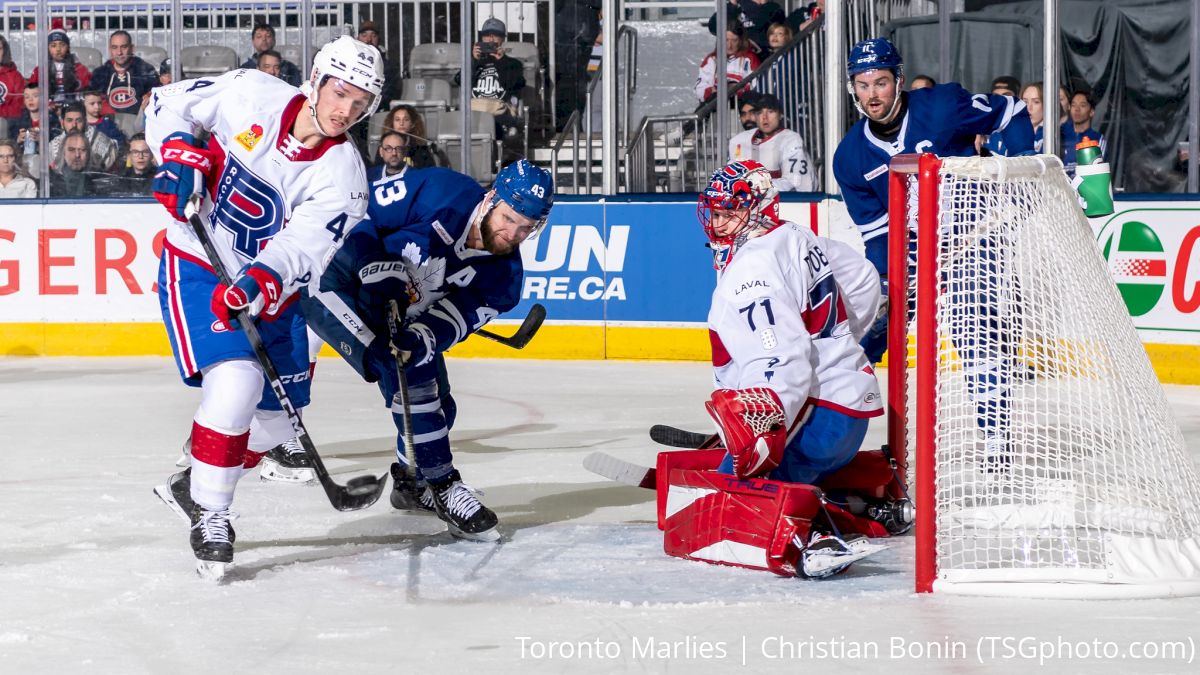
[770,406,868,486]
[663,467,822,577]
[705,387,788,479]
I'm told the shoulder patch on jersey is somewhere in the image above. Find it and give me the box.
[864,164,888,181]
[431,220,455,245]
[235,124,265,151]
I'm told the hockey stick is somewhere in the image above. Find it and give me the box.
[583,452,657,490]
[473,303,546,349]
[386,300,418,480]
[649,425,719,449]
[184,196,387,511]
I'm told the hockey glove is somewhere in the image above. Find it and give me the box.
[210,262,286,332]
[705,387,788,479]
[152,132,216,222]
[358,259,414,306]
[389,322,435,370]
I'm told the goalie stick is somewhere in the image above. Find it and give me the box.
[474,303,546,349]
[583,452,658,489]
[649,425,718,449]
[185,196,387,512]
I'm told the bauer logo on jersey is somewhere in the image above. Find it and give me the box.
[211,156,286,260]
[235,124,265,152]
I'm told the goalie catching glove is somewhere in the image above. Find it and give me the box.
[705,387,788,478]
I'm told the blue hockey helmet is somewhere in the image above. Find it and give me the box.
[493,159,554,226]
[846,37,904,81]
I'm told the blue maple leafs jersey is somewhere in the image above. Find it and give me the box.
[833,84,1034,271]
[319,166,524,354]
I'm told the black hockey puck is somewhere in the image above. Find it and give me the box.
[345,475,379,496]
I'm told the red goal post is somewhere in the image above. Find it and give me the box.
[886,153,1200,598]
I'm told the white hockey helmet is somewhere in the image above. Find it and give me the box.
[305,35,385,135]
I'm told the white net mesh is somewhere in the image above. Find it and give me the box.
[736,388,786,435]
[921,156,1200,593]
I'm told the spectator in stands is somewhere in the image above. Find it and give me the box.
[11,83,59,167]
[1057,84,1070,125]
[454,18,526,139]
[158,58,172,86]
[50,130,96,197]
[356,21,400,105]
[1020,82,1045,152]
[89,30,158,122]
[109,132,155,195]
[1063,90,1105,171]
[82,91,125,146]
[738,92,761,130]
[909,74,936,90]
[991,75,1020,98]
[255,50,283,79]
[0,139,36,198]
[240,23,301,86]
[766,22,794,51]
[981,76,1023,156]
[371,130,432,181]
[554,0,601,130]
[727,93,815,191]
[786,0,824,34]
[376,106,439,169]
[708,0,785,57]
[30,30,91,105]
[694,23,761,103]
[50,101,116,171]
[0,36,26,123]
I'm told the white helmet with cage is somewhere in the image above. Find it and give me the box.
[304,35,385,135]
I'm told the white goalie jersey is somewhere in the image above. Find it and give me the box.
[708,222,883,430]
[144,68,368,298]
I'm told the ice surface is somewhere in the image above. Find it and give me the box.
[1,357,1198,673]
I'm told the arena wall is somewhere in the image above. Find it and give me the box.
[0,196,1196,383]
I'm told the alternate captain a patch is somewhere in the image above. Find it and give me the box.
[235,124,265,151]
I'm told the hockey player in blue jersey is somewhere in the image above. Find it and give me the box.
[833,38,1035,469]
[300,159,554,542]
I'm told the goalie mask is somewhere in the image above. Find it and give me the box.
[303,35,386,136]
[697,160,780,270]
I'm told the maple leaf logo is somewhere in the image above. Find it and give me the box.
[398,241,446,311]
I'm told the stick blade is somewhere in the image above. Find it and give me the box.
[583,452,657,490]
[322,472,389,511]
[649,425,714,449]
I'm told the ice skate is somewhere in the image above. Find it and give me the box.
[427,470,500,543]
[155,468,237,579]
[799,531,887,579]
[258,437,316,484]
[389,462,435,513]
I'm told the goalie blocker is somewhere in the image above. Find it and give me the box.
[658,448,909,578]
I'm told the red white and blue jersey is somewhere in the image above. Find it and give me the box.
[145,68,368,298]
[708,222,883,432]
[833,84,1034,271]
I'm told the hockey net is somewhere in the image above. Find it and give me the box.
[888,154,1200,598]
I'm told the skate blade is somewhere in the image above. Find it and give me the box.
[445,524,502,543]
[175,451,191,468]
[195,559,230,581]
[258,459,316,485]
[802,542,888,579]
[153,484,191,523]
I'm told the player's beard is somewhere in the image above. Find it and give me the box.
[479,212,517,255]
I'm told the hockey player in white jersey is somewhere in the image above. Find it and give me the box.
[727,94,816,192]
[148,35,384,578]
[691,160,890,577]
